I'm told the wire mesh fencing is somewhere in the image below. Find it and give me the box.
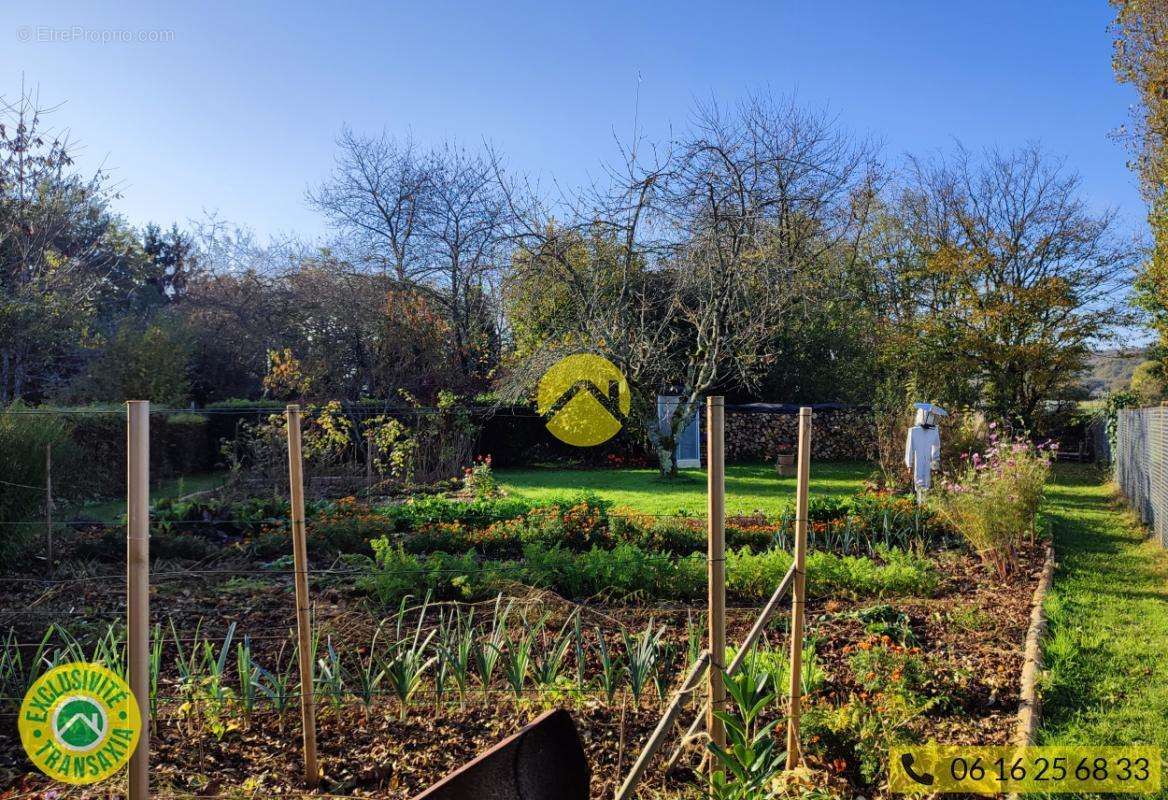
[1114,406,1168,548]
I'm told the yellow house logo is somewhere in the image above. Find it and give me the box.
[536,354,631,447]
[19,662,141,785]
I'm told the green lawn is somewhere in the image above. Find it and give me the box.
[68,471,228,523]
[1038,464,1168,793]
[496,460,871,515]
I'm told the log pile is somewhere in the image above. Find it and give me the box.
[721,407,876,462]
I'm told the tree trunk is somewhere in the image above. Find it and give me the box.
[655,440,678,479]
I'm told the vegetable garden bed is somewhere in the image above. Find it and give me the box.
[0,493,1045,799]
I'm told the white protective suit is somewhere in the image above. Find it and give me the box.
[904,403,946,491]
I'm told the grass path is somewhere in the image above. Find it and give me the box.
[1038,464,1168,790]
[495,461,870,515]
[66,471,227,523]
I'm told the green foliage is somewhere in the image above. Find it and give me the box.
[462,454,497,500]
[733,641,826,699]
[0,403,74,559]
[931,430,1053,576]
[707,668,788,800]
[1112,1,1168,373]
[833,604,917,645]
[728,546,939,601]
[82,318,192,404]
[359,536,937,605]
[1103,389,1140,459]
[384,488,948,562]
[848,640,928,700]
[805,691,931,784]
[1129,360,1165,403]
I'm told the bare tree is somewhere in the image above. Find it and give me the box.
[308,128,428,281]
[416,143,507,377]
[310,133,507,385]
[501,94,880,475]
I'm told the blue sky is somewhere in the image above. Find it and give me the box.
[2,1,1146,244]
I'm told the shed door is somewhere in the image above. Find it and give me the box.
[658,395,702,468]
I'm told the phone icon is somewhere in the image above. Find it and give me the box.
[900,753,935,786]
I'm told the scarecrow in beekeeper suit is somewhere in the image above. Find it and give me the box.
[904,402,948,499]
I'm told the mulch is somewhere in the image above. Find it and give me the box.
[0,542,1045,799]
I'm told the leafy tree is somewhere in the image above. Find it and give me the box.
[1130,359,1165,403]
[1112,1,1168,368]
[878,145,1138,428]
[0,89,117,402]
[83,318,192,404]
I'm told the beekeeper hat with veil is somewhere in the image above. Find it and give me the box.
[913,402,948,428]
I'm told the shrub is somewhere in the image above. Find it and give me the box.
[461,454,497,500]
[155,413,214,474]
[0,403,76,560]
[806,691,930,784]
[932,427,1053,575]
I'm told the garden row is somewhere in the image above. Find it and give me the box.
[0,582,971,797]
[62,489,952,606]
[0,598,710,728]
[89,486,950,558]
[0,550,1038,800]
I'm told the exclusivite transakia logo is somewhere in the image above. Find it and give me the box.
[19,662,141,785]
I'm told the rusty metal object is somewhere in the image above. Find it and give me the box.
[411,708,589,800]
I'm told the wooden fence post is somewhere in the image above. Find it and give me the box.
[365,430,375,491]
[126,401,150,800]
[286,404,320,787]
[786,407,813,769]
[45,443,53,574]
[706,396,726,760]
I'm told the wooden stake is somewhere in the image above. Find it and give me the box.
[663,562,797,775]
[126,401,150,800]
[786,407,813,769]
[286,405,320,788]
[365,431,374,491]
[614,650,711,800]
[706,396,726,759]
[45,443,53,574]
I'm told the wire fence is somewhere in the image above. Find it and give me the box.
[1114,406,1168,548]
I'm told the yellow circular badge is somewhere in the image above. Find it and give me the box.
[19,662,142,785]
[536,354,631,447]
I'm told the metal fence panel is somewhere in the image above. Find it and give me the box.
[1115,407,1168,547]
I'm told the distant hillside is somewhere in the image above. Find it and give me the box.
[1079,349,1146,397]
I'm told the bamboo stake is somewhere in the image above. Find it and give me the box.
[663,562,796,774]
[785,407,813,769]
[286,404,319,788]
[706,396,726,760]
[126,401,150,800]
[45,443,53,574]
[614,651,711,800]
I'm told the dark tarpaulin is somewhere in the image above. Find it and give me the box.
[410,708,590,800]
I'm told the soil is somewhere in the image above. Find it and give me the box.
[0,542,1045,799]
